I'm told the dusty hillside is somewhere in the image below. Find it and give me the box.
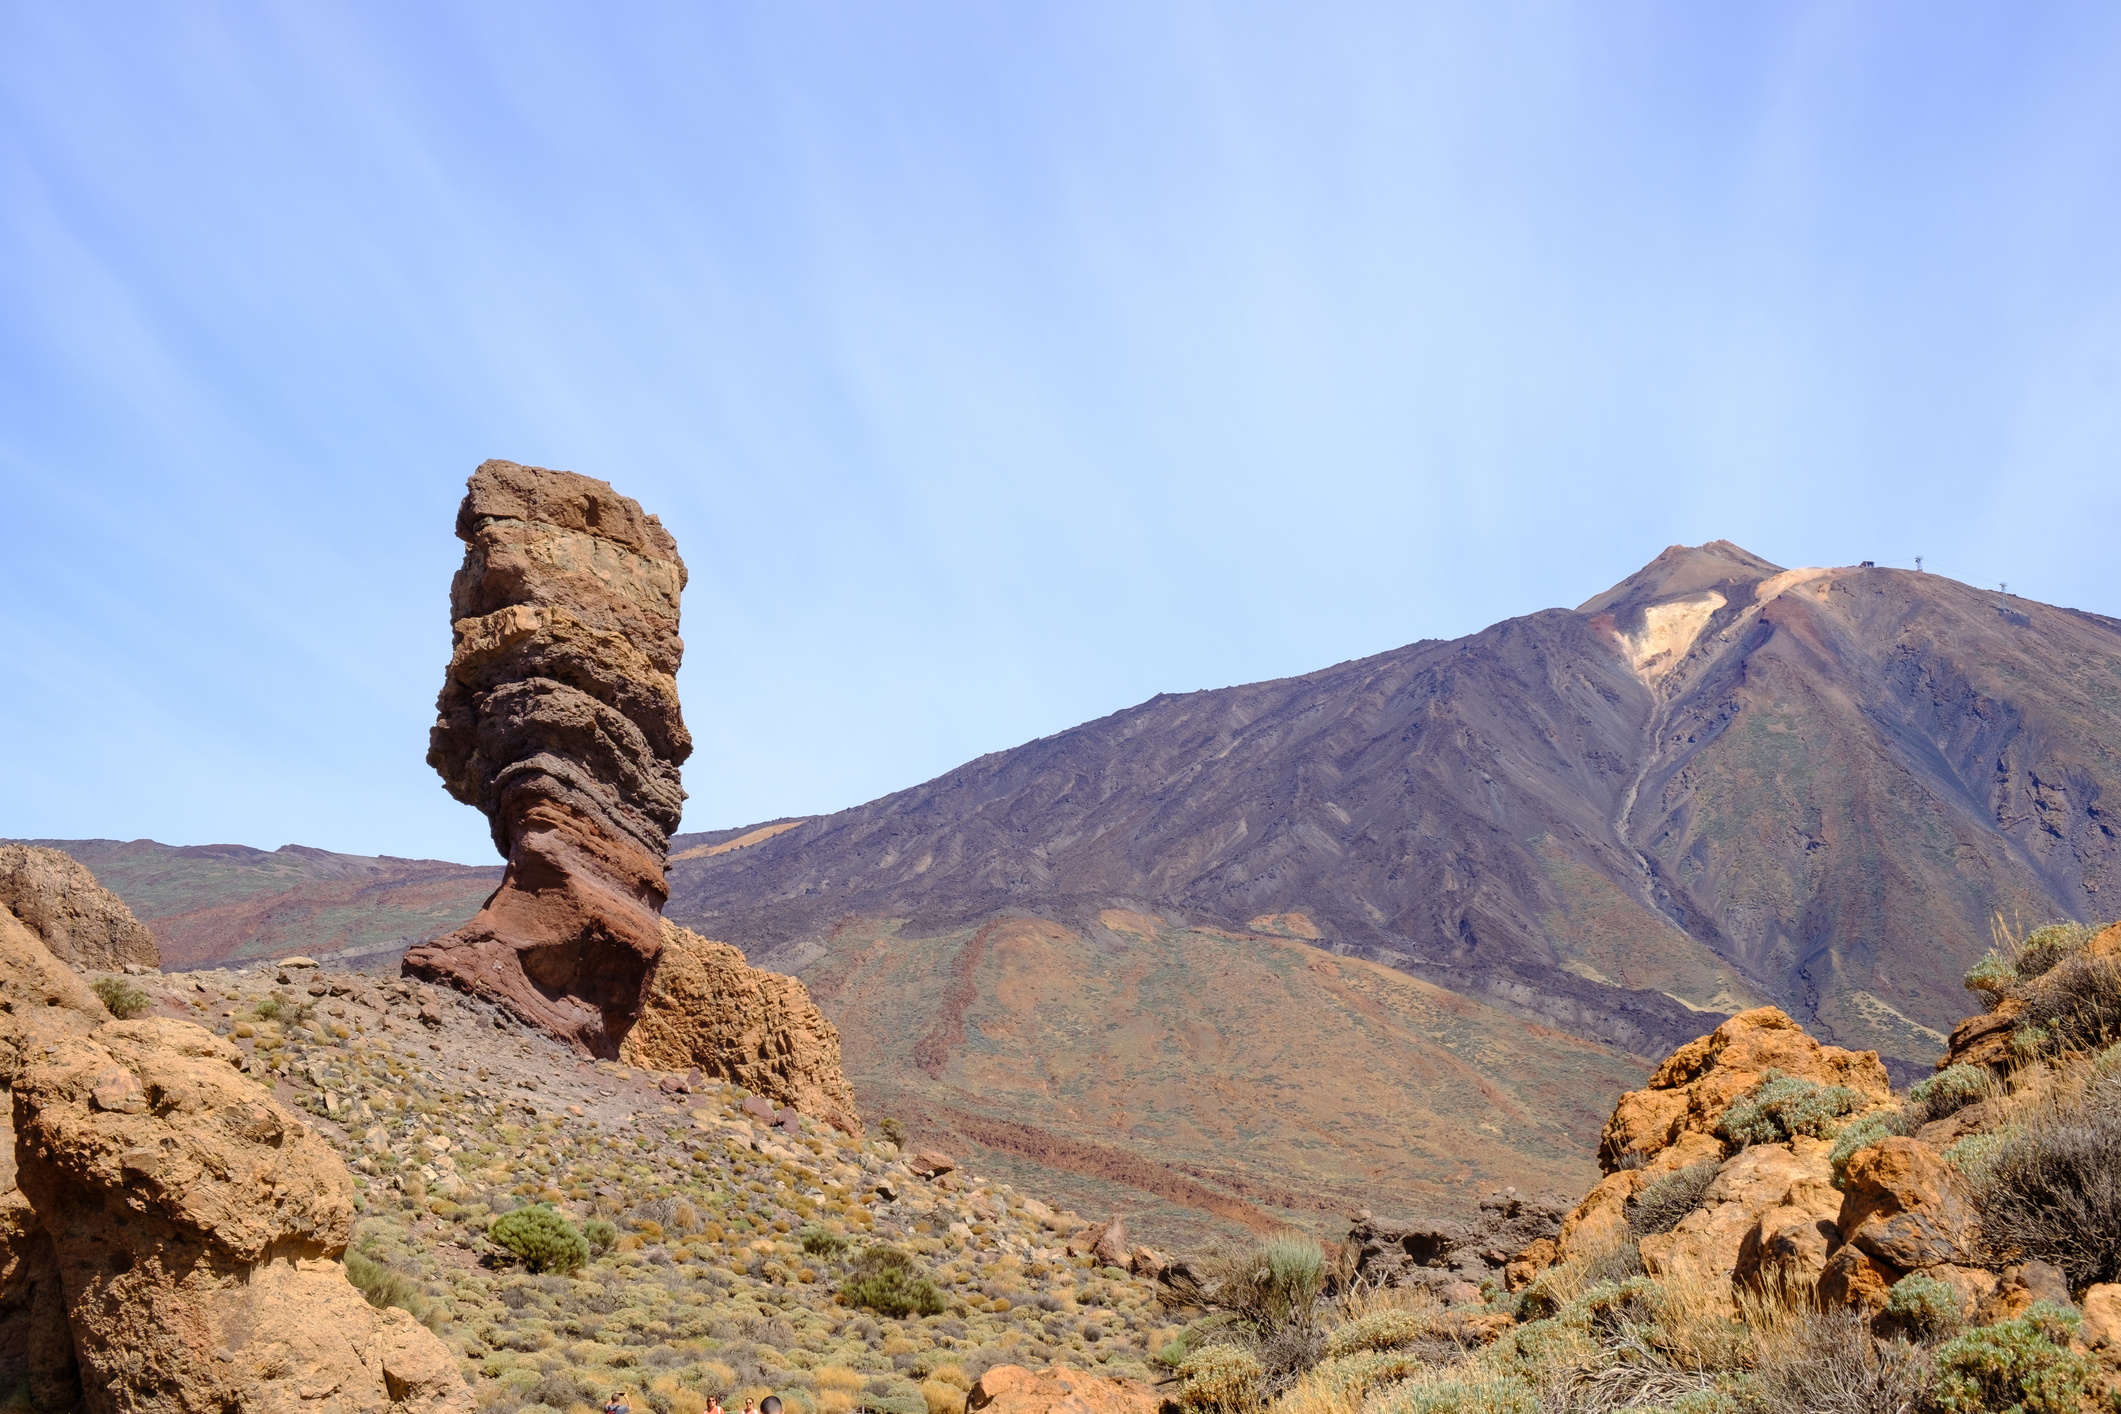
[18,838,499,969]
[796,913,1645,1249]
[66,957,1178,1411]
[668,544,2121,1079]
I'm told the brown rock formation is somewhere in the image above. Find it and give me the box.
[1834,1136,1984,1272]
[0,843,157,971]
[1638,1138,1841,1312]
[1598,1007,1892,1170]
[964,1364,1162,1414]
[1,908,470,1413]
[405,462,861,1131]
[619,923,862,1134]
[407,459,692,1055]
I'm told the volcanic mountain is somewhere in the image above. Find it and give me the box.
[668,543,2120,1084]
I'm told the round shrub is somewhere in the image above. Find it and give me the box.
[801,1224,851,1259]
[91,977,151,1019]
[1322,1309,1432,1358]
[1175,1345,1263,1414]
[838,1245,946,1318]
[489,1204,589,1274]
[1882,1270,1965,1342]
[1716,1070,1865,1147]
[1929,1304,2099,1414]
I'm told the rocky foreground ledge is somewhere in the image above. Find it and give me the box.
[1,902,471,1413]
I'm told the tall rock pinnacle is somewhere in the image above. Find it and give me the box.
[405,461,862,1132]
[406,459,693,1055]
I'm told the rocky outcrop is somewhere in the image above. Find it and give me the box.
[1,908,470,1413]
[1598,1007,1892,1170]
[964,1364,1162,1414]
[1640,1138,1841,1313]
[407,459,692,1056]
[1338,1190,1570,1297]
[0,843,157,971]
[619,923,862,1134]
[406,462,860,1132]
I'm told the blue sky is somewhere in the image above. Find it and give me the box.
[4,3,2118,864]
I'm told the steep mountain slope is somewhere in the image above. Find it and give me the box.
[667,544,2121,1081]
[17,839,499,969]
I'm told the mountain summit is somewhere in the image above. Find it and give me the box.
[671,545,2120,1076]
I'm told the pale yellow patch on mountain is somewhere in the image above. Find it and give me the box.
[1618,592,1725,681]
[668,820,805,863]
[1245,911,1323,939]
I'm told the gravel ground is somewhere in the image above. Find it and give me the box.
[95,962,1176,1414]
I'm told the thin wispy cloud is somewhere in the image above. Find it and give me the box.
[4,2,2117,860]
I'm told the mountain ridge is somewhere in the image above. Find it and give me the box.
[667,544,2120,1078]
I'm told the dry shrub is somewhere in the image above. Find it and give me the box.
[1174,1345,1264,1414]
[813,1367,864,1396]
[2016,950,2121,1059]
[1272,1350,1428,1414]
[1972,1062,2121,1286]
[1626,1162,1718,1237]
[920,1382,961,1414]
[1515,1232,1644,1320]
[1322,1309,1434,1359]
[1739,1301,1927,1414]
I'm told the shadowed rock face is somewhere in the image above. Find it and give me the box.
[406,460,692,1056]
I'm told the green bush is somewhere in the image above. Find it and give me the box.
[91,977,151,1019]
[800,1225,850,1259]
[1716,1070,1865,1147]
[838,1245,946,1318]
[583,1217,617,1254]
[2017,922,2098,982]
[1626,1161,1718,1236]
[1174,1345,1264,1414]
[252,996,283,1020]
[1965,952,2020,1007]
[1928,1304,2101,1414]
[489,1204,589,1274]
[1882,1270,1965,1343]
[344,1248,421,1313]
[1908,1064,1990,1125]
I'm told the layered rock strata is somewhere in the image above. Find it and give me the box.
[406,461,860,1132]
[407,459,692,1056]
[1,907,469,1413]
[0,842,157,971]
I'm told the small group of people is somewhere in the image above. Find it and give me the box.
[605,1392,785,1414]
